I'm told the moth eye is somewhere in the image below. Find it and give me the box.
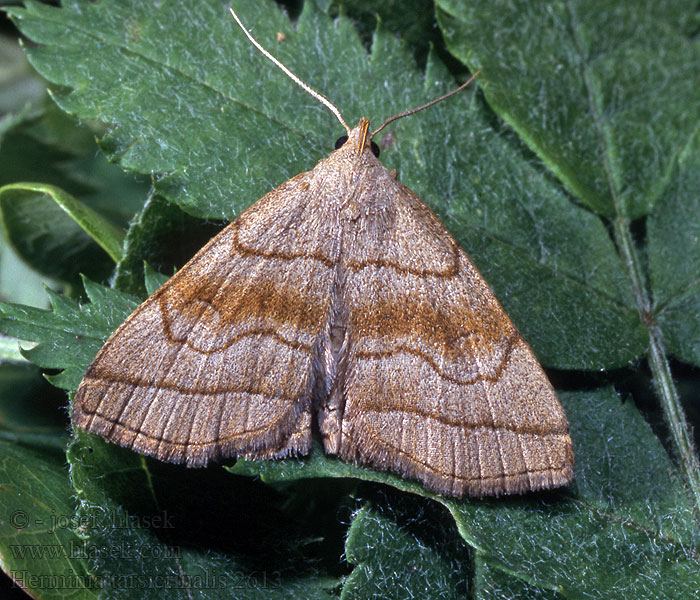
[370,141,380,158]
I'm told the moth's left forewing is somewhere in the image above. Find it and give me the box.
[72,170,340,466]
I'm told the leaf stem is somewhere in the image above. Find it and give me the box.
[647,322,700,519]
[614,216,700,521]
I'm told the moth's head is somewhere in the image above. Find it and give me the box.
[334,118,380,158]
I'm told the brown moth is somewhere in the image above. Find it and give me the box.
[72,10,574,498]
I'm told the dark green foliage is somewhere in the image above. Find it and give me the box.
[0,1,698,597]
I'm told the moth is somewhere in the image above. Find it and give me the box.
[72,9,574,498]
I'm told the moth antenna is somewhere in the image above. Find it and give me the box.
[229,7,351,134]
[371,71,480,138]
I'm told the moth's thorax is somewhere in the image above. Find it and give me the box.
[322,156,395,229]
[312,121,396,218]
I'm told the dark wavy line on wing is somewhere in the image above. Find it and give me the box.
[157,319,314,355]
[79,370,302,401]
[83,400,301,447]
[353,332,519,385]
[232,220,460,277]
[349,428,571,482]
[356,404,568,437]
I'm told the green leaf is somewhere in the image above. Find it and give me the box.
[143,263,169,296]
[0,440,96,600]
[0,90,148,293]
[0,279,139,390]
[0,103,97,304]
[1,101,93,191]
[648,131,700,365]
[472,557,563,600]
[0,100,146,227]
[326,0,439,66]
[0,360,66,436]
[0,183,125,274]
[342,498,470,599]
[435,0,700,220]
